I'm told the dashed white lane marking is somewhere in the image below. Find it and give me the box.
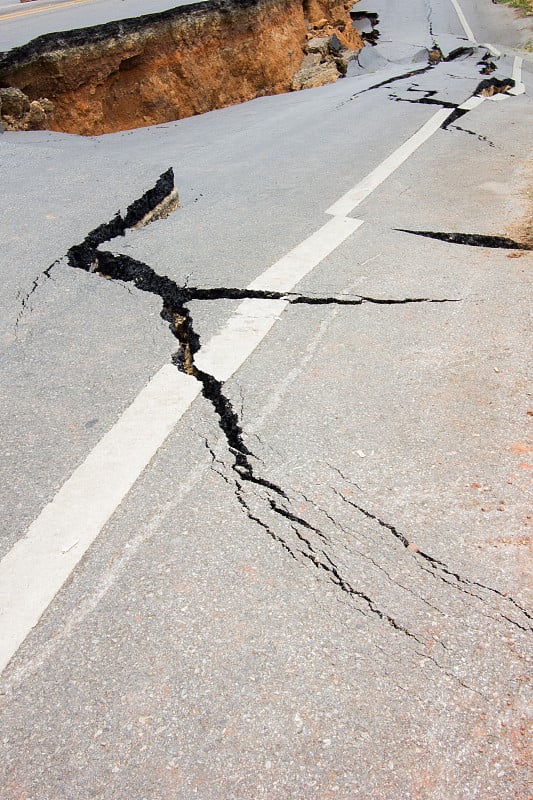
[0,94,483,673]
[325,108,452,217]
[509,56,525,96]
[448,0,476,43]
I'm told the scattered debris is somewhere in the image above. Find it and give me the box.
[292,28,360,89]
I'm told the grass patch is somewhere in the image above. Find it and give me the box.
[495,0,533,15]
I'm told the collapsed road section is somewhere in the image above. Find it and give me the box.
[0,0,363,134]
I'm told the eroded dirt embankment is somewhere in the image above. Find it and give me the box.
[0,0,363,135]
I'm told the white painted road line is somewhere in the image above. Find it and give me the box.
[0,216,361,672]
[196,217,363,381]
[449,0,476,43]
[0,366,200,673]
[0,92,493,673]
[509,56,525,96]
[195,298,289,382]
[325,108,452,217]
[457,95,485,111]
[197,218,363,381]
[249,216,363,293]
[481,43,501,58]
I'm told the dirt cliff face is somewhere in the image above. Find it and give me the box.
[0,0,362,135]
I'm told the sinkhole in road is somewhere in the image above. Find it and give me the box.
[0,0,364,135]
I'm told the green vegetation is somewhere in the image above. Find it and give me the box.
[495,0,532,15]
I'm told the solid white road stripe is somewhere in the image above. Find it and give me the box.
[449,0,476,42]
[509,56,525,96]
[326,108,452,217]
[0,366,200,673]
[248,217,363,292]
[195,299,289,382]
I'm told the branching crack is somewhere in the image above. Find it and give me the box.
[53,169,452,646]
[340,69,433,106]
[389,91,457,110]
[339,49,509,114]
[32,169,530,675]
[15,259,59,329]
[334,489,532,632]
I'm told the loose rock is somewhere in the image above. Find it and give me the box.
[291,62,340,90]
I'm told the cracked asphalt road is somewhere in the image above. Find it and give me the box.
[0,0,532,797]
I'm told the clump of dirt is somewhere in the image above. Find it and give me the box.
[0,87,53,130]
[0,0,363,135]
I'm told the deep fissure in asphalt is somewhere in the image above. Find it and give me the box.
[21,166,531,672]
[340,52,512,114]
[397,229,532,249]
[387,75,516,132]
[63,171,464,643]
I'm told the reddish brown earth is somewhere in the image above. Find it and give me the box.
[0,0,363,135]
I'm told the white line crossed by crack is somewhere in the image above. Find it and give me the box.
[0,98,491,674]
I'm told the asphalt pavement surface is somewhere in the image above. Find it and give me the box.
[0,0,532,797]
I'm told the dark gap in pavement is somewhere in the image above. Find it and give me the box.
[22,169,531,662]
[344,66,433,100]
[396,229,532,250]
[475,76,514,96]
[389,92,457,109]
[446,125,495,146]
[349,10,380,45]
[445,46,475,62]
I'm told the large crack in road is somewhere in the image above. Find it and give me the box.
[16,158,532,693]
